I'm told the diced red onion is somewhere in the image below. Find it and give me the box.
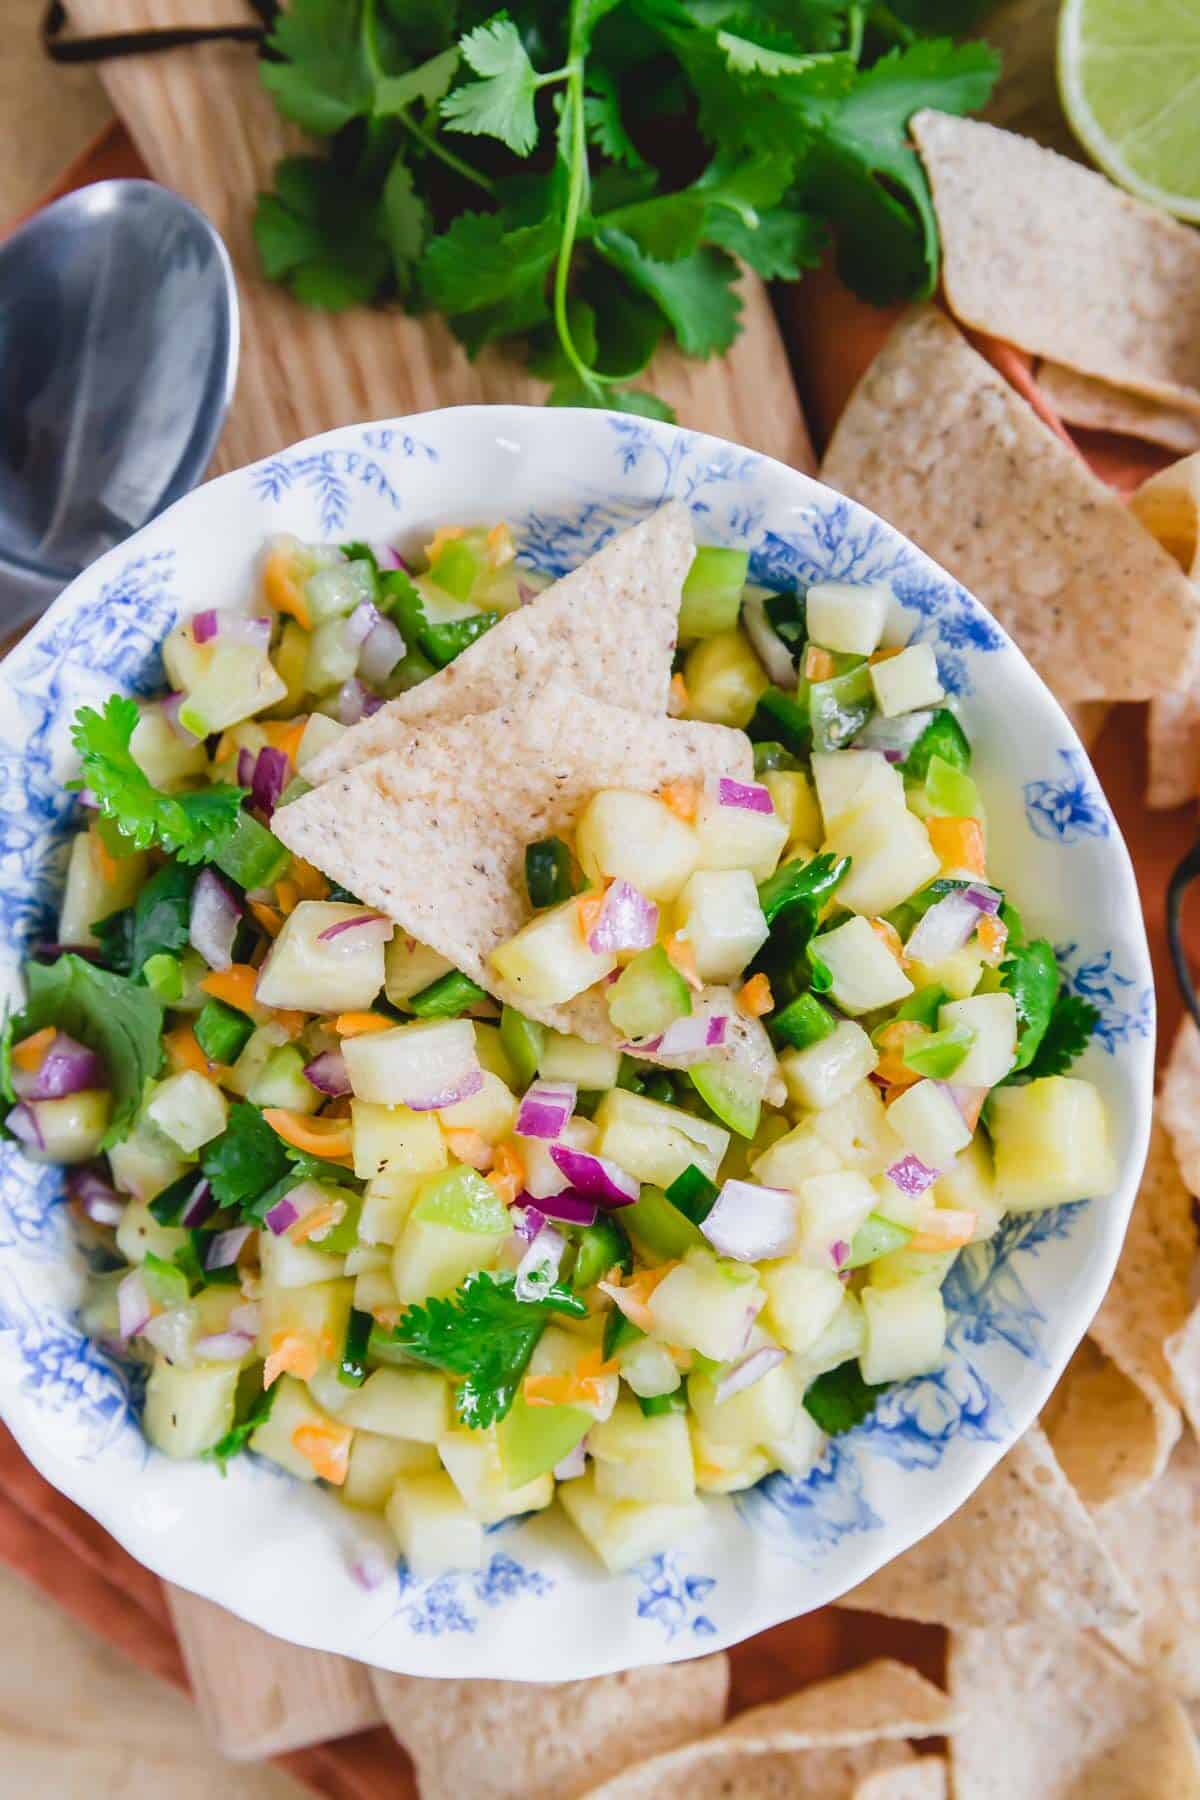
[229,1301,260,1337]
[886,1153,940,1197]
[348,1540,394,1591]
[513,1204,547,1243]
[963,883,1002,916]
[363,691,385,716]
[304,1049,351,1097]
[252,746,290,817]
[700,1179,798,1262]
[515,1081,577,1141]
[7,1103,44,1151]
[905,888,985,965]
[715,1344,786,1404]
[265,1195,299,1235]
[358,614,406,685]
[179,1178,215,1228]
[856,709,935,758]
[515,1222,566,1303]
[587,881,658,955]
[742,596,796,686]
[76,787,98,810]
[548,1145,639,1208]
[337,678,370,725]
[409,1068,484,1113]
[831,1238,850,1268]
[143,1308,195,1362]
[219,614,274,649]
[317,912,391,942]
[517,579,537,606]
[371,544,406,572]
[554,1441,589,1481]
[192,608,218,644]
[117,1268,151,1340]
[189,867,242,971]
[946,1084,987,1130]
[236,747,256,787]
[13,1032,103,1101]
[206,1225,252,1270]
[194,1329,254,1362]
[525,1188,598,1227]
[345,600,381,646]
[68,1165,123,1227]
[717,777,773,815]
[161,691,200,742]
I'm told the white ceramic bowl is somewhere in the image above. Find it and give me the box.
[0,408,1153,1679]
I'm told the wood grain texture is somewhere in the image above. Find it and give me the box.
[165,1587,382,1760]
[68,0,814,477]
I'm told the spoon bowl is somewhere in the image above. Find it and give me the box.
[0,178,238,631]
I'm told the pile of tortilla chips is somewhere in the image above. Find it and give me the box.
[819,111,1200,796]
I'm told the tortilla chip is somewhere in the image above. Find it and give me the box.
[1093,1432,1200,1698]
[1166,1309,1200,1442]
[839,1423,1135,1631]
[584,1661,955,1800]
[1042,1335,1178,1506]
[854,1760,947,1800]
[1131,456,1200,805]
[911,110,1200,414]
[1038,363,1200,456]
[369,1656,728,1800]
[1160,1018,1200,1198]
[272,682,751,1039]
[1089,1118,1193,1442]
[306,504,693,783]
[949,1625,1200,1799]
[819,306,1200,702]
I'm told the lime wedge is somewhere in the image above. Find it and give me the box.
[1058,0,1200,221]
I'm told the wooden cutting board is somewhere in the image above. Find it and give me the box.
[61,0,818,1763]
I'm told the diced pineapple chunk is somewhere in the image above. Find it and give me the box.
[646,1249,763,1363]
[779,1019,877,1110]
[886,1080,971,1168]
[674,869,769,983]
[794,1294,866,1387]
[359,1171,422,1244]
[813,916,913,1015]
[764,1406,825,1480]
[811,750,902,833]
[339,1368,451,1440]
[938,993,1017,1088]
[616,1335,681,1399]
[589,1400,696,1504]
[145,1071,228,1154]
[861,1283,946,1383]
[576,790,699,902]
[342,1018,479,1107]
[351,1102,447,1180]
[761,1260,846,1353]
[256,902,392,1013]
[528,1324,619,1422]
[343,1431,439,1509]
[763,770,822,852]
[690,1428,772,1493]
[682,627,769,729]
[143,1358,239,1458]
[384,934,454,1006]
[867,1246,956,1290]
[750,1119,841,1191]
[261,1202,347,1287]
[391,1168,509,1301]
[438,1427,554,1523]
[929,1134,1004,1242]
[692,780,788,879]
[258,1279,354,1364]
[689,1354,796,1447]
[438,1070,518,1142]
[795,1171,876,1266]
[593,1088,729,1189]
[108,1119,189,1204]
[558,1468,705,1572]
[810,1079,900,1174]
[906,946,986,1001]
[538,1032,623,1089]
[806,579,890,656]
[824,798,940,917]
[295,712,345,776]
[249,1374,351,1482]
[115,1197,188,1267]
[870,642,944,716]
[130,703,209,788]
[386,1471,484,1574]
[58,829,147,947]
[491,897,617,1004]
[988,1077,1115,1210]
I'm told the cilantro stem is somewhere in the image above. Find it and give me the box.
[360,0,495,197]
[552,54,601,399]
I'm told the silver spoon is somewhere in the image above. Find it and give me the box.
[0,178,239,634]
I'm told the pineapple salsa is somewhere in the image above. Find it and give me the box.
[3,512,1116,1579]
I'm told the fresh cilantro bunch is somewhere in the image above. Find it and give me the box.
[254,0,999,416]
[71,696,245,864]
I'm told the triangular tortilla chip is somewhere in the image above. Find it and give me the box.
[949,1626,1200,1799]
[584,1662,955,1800]
[854,1760,947,1800]
[1094,1433,1200,1700]
[820,306,1200,702]
[1038,363,1200,457]
[369,1656,729,1800]
[306,503,694,783]
[1165,1305,1200,1442]
[272,681,751,1039]
[911,110,1200,414]
[839,1424,1136,1631]
[1042,1335,1178,1507]
[1131,456,1200,806]
[1160,1017,1200,1197]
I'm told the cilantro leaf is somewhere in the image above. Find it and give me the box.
[440,16,541,155]
[381,155,428,293]
[999,938,1061,1074]
[419,210,558,317]
[255,157,391,311]
[71,697,245,866]
[205,1379,275,1475]
[386,1269,587,1428]
[374,44,460,115]
[705,203,826,278]
[804,1359,889,1434]
[260,0,371,135]
[594,230,743,357]
[12,955,162,1147]
[1022,992,1100,1082]
[94,862,198,980]
[584,67,646,168]
[202,1101,292,1218]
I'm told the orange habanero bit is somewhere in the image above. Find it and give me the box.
[804,645,837,683]
[486,1141,525,1205]
[425,524,465,559]
[926,817,986,878]
[868,646,903,665]
[11,1027,56,1073]
[976,914,1008,962]
[872,1020,926,1090]
[443,1128,494,1172]
[292,1199,345,1244]
[908,1209,977,1252]
[291,1420,352,1485]
[289,858,330,902]
[262,1110,354,1163]
[248,901,284,938]
[263,549,311,629]
[91,828,119,885]
[870,917,907,965]
[199,963,260,1015]
[262,717,308,764]
[164,1024,214,1078]
[263,1331,319,1388]
[661,777,699,821]
[333,1011,393,1037]
[737,973,773,1017]
[664,934,702,991]
[275,878,300,916]
[577,890,607,942]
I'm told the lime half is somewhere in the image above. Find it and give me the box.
[1058,0,1200,222]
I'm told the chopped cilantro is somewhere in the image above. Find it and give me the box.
[9,955,162,1147]
[205,1379,276,1475]
[201,1101,292,1218]
[93,862,198,979]
[803,1360,889,1434]
[71,696,245,865]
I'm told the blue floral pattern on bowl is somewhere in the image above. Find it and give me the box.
[0,410,1154,1681]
